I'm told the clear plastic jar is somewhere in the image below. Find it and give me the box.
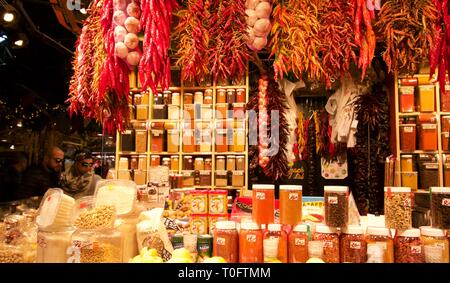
[263,224,288,263]
[324,186,349,228]
[340,225,367,263]
[384,187,412,230]
[252,185,275,225]
[430,187,450,229]
[313,224,340,263]
[239,222,263,263]
[69,229,122,263]
[37,226,75,263]
[288,224,309,263]
[394,229,425,263]
[279,185,302,226]
[213,221,238,263]
[366,227,394,263]
[420,226,449,263]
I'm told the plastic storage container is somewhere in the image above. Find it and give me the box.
[239,222,263,263]
[288,224,309,263]
[430,187,450,229]
[183,129,196,152]
[208,190,228,215]
[324,186,349,228]
[366,227,394,263]
[94,180,137,217]
[213,221,238,263]
[418,85,435,112]
[419,163,439,190]
[418,123,437,150]
[252,184,275,225]
[384,187,412,230]
[263,224,288,263]
[150,129,164,153]
[135,130,147,153]
[399,86,415,112]
[36,188,75,229]
[279,185,302,226]
[69,228,122,263]
[394,229,425,263]
[401,155,414,172]
[340,225,367,263]
[400,124,416,151]
[37,226,75,263]
[313,224,340,263]
[420,226,449,263]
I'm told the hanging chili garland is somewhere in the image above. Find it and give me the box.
[353,0,376,81]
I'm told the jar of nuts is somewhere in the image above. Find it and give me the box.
[69,228,122,263]
[384,187,413,230]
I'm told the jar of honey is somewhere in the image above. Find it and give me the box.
[263,224,288,263]
[288,224,309,263]
[366,227,394,263]
[279,185,302,226]
[239,222,263,263]
[213,221,239,263]
[252,184,275,225]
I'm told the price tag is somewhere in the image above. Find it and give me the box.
[216,237,226,246]
[246,234,257,243]
[442,198,450,206]
[350,241,361,250]
[403,127,414,133]
[328,196,338,204]
[289,193,299,201]
[256,192,266,200]
[295,238,306,246]
[410,246,422,254]
[323,240,334,248]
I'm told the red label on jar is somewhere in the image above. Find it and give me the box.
[410,246,422,254]
[295,238,306,246]
[442,198,450,206]
[323,240,334,248]
[328,196,338,204]
[403,198,412,207]
[350,241,361,249]
[246,234,257,243]
[256,192,266,200]
[216,237,226,246]
[289,193,299,201]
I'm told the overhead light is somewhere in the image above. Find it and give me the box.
[16,120,23,127]
[1,139,7,142]
[1,5,18,24]
[10,33,28,49]
[10,145,14,150]
[80,8,87,14]
[14,39,23,46]
[3,12,14,22]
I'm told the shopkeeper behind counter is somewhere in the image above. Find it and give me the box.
[60,149,102,199]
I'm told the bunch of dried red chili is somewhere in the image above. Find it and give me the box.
[353,0,376,81]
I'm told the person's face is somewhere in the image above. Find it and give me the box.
[46,149,64,172]
[76,158,94,174]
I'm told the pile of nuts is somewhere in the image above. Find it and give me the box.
[74,205,115,230]
[80,244,121,263]
[0,249,25,263]
[384,192,412,230]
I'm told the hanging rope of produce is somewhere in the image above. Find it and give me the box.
[175,0,212,83]
[317,0,357,89]
[139,0,178,94]
[209,0,251,83]
[429,0,449,94]
[247,74,289,181]
[375,0,438,75]
[353,0,376,81]
[269,0,324,82]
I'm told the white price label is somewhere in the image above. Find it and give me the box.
[411,246,422,254]
[403,127,414,133]
[323,240,334,248]
[350,241,361,250]
[446,85,450,91]
[37,236,47,248]
[256,192,266,200]
[442,198,450,206]
[328,196,338,204]
[289,193,299,201]
[295,238,306,246]
[216,237,226,246]
[246,234,257,243]
[403,198,412,207]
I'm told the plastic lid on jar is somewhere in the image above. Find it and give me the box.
[216,156,226,159]
[324,186,348,192]
[420,226,446,237]
[36,188,75,229]
[343,225,364,235]
[280,185,302,191]
[399,228,421,238]
[216,221,236,230]
[293,224,308,233]
[253,184,275,190]
[315,224,337,234]
[430,187,450,193]
[401,155,413,158]
[366,227,391,237]
[384,187,411,193]
[94,179,137,217]
[241,222,260,230]
[268,224,281,231]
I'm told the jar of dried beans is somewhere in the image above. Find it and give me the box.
[288,224,309,263]
[340,225,367,263]
[324,186,349,228]
[420,226,449,263]
[213,221,238,263]
[384,187,413,230]
[313,224,340,263]
[366,227,394,263]
[394,229,425,263]
[430,187,450,229]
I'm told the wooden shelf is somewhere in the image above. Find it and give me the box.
[216,85,247,89]
[400,150,439,154]
[182,86,213,91]
[399,112,437,116]
[181,152,213,155]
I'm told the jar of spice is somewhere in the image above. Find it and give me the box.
[150,129,164,153]
[204,91,213,104]
[216,156,226,170]
[384,187,412,230]
[183,171,195,187]
[215,129,228,152]
[324,186,349,228]
[279,185,303,226]
[183,156,194,170]
[162,158,171,168]
[313,224,340,263]
[420,226,449,263]
[213,221,239,263]
[366,226,394,263]
[216,104,229,120]
[263,224,288,263]
[199,171,211,186]
[194,91,203,104]
[400,124,416,151]
[151,155,161,167]
[138,155,147,171]
[288,224,309,263]
[184,93,193,104]
[399,86,415,112]
[194,158,205,171]
[204,158,212,170]
[183,104,195,120]
[239,222,263,263]
[216,89,226,103]
[236,88,246,103]
[418,85,435,112]
[163,90,172,105]
[232,103,246,119]
[419,123,437,150]
[183,129,196,152]
[130,156,138,170]
[215,171,228,187]
[170,155,179,171]
[167,129,180,153]
[232,171,245,187]
[430,187,450,229]
[419,163,439,190]
[226,156,236,171]
[340,225,367,263]
[401,155,414,172]
[394,228,425,263]
[236,156,245,170]
[232,129,246,152]
[226,89,236,104]
[252,184,275,225]
[171,92,180,106]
